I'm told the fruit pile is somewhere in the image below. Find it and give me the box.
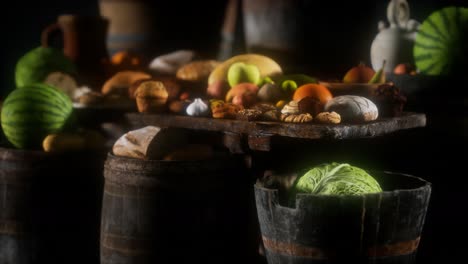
[0,40,415,150]
[78,50,408,125]
[0,46,106,151]
[391,6,468,76]
[1,5,463,154]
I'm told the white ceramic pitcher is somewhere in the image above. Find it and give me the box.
[370,0,420,73]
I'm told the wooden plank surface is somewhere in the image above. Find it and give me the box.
[125,112,426,140]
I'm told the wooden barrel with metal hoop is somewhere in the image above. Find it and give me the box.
[255,171,431,264]
[100,153,256,264]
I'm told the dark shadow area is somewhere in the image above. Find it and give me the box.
[0,1,466,264]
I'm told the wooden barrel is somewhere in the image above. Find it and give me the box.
[0,146,106,264]
[100,153,255,264]
[255,171,431,264]
[0,148,49,264]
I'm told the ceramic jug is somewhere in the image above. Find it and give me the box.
[41,14,110,90]
[99,0,156,58]
[370,0,420,73]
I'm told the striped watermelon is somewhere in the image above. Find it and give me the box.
[15,46,76,88]
[414,7,468,75]
[1,83,73,149]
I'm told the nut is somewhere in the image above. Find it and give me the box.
[280,113,313,123]
[315,111,341,124]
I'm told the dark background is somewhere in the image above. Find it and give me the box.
[0,0,466,263]
[1,0,466,96]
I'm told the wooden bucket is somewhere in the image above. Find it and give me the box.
[100,153,256,264]
[0,147,106,264]
[255,171,431,264]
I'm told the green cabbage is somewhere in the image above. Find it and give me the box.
[289,162,382,201]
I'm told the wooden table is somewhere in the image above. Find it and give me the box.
[125,112,426,152]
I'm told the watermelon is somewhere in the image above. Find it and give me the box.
[1,83,73,149]
[414,7,468,75]
[15,46,76,88]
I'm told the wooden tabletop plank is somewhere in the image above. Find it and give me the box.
[125,112,426,140]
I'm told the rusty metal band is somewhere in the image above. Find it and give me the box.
[262,236,328,259]
[101,232,154,256]
[368,236,421,257]
[262,236,421,258]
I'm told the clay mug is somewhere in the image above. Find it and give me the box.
[41,14,110,90]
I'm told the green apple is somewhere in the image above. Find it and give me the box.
[227,62,261,87]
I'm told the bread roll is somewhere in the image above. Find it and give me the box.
[324,95,378,122]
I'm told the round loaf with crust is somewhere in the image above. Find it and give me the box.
[324,95,378,122]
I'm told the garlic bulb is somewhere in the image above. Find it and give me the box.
[186,98,209,117]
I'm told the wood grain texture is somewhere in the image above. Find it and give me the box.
[255,171,432,264]
[100,153,257,264]
[125,112,426,141]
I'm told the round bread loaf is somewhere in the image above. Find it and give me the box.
[324,95,378,122]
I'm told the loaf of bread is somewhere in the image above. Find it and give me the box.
[113,126,188,160]
[134,81,169,113]
[324,95,378,122]
[176,60,220,82]
[102,71,151,96]
[371,83,407,117]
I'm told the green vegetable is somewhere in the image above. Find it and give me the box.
[261,76,275,85]
[1,83,73,149]
[289,162,382,203]
[414,7,468,75]
[272,74,317,87]
[281,80,298,92]
[15,46,76,88]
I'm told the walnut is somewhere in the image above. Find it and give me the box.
[262,109,280,121]
[315,111,341,124]
[251,103,280,121]
[280,113,313,123]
